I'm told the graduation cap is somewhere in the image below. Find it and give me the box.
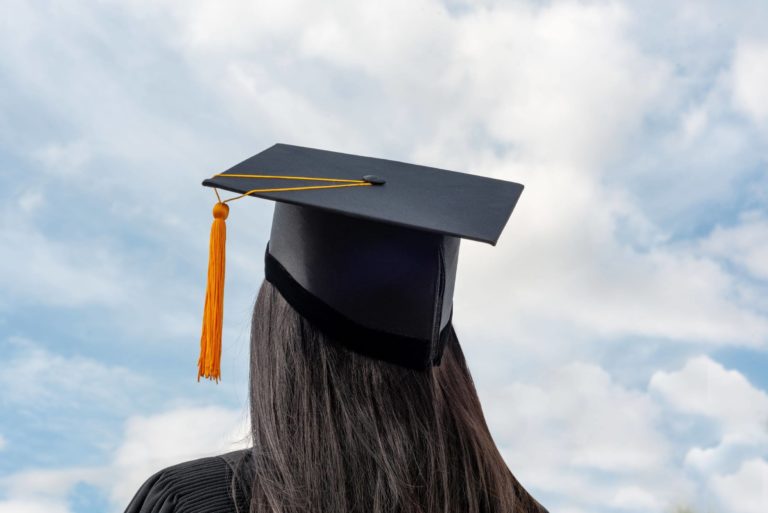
[197,143,524,381]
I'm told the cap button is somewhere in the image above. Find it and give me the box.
[362,175,386,185]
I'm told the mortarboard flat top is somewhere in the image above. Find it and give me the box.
[202,143,524,245]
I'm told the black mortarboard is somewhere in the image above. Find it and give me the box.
[197,143,523,379]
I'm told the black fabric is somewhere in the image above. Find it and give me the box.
[203,143,524,245]
[265,245,451,369]
[123,450,251,513]
[266,202,459,367]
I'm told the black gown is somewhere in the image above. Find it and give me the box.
[124,449,252,513]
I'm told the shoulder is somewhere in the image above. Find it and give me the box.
[123,450,252,513]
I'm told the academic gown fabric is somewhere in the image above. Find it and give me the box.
[124,449,252,513]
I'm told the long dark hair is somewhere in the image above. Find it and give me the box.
[247,280,546,513]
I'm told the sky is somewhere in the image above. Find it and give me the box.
[0,0,766,512]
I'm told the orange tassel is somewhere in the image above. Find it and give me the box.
[198,202,229,382]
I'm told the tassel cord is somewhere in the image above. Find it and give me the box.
[197,173,380,382]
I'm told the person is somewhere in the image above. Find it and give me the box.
[124,144,549,513]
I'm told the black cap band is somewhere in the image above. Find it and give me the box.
[264,245,450,370]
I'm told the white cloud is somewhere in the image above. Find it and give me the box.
[1,467,101,503]
[109,406,250,507]
[486,355,768,512]
[456,160,768,358]
[0,499,71,513]
[680,105,710,144]
[650,355,768,431]
[0,434,6,451]
[651,356,768,482]
[32,140,91,176]
[609,486,664,511]
[454,2,666,169]
[700,210,768,281]
[0,219,126,309]
[712,458,768,513]
[0,406,249,513]
[114,0,667,171]
[731,39,768,125]
[0,338,148,409]
[483,362,683,512]
[17,191,45,213]
[684,432,768,476]
[0,201,206,342]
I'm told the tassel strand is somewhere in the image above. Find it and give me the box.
[198,202,229,382]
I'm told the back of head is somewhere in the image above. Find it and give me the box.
[248,281,545,513]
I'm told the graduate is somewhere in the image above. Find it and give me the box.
[124,144,549,513]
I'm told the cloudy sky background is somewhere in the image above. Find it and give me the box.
[1,1,767,512]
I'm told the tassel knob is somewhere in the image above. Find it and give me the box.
[198,202,229,382]
[212,202,229,220]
